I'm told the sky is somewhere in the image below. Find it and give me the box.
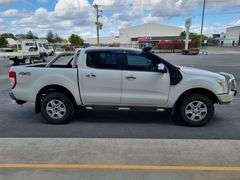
[0,0,240,39]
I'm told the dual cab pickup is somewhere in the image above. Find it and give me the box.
[9,47,237,126]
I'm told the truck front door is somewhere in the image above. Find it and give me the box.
[121,51,170,107]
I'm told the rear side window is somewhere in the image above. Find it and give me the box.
[53,54,74,65]
[87,51,123,70]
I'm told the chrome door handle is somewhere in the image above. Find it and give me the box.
[86,73,96,78]
[125,75,136,80]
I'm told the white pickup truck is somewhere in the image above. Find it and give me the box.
[8,47,237,126]
[0,39,48,65]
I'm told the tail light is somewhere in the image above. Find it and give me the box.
[9,71,17,89]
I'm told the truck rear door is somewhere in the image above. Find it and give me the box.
[79,50,123,105]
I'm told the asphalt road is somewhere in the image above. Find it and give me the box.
[0,54,239,138]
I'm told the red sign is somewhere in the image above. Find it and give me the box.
[138,37,152,42]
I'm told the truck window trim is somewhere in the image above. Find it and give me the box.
[122,52,159,72]
[86,51,124,71]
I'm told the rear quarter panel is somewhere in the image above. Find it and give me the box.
[11,66,81,105]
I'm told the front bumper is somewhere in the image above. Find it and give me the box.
[217,90,237,104]
[218,72,237,104]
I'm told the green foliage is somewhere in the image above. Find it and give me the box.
[54,33,63,43]
[68,34,84,46]
[180,31,208,47]
[25,31,38,39]
[46,31,63,43]
[46,31,55,43]
[0,33,16,40]
[0,36,8,48]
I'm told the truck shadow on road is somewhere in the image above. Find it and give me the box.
[0,104,225,138]
[75,110,178,125]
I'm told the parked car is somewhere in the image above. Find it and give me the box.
[54,47,65,55]
[182,48,200,55]
[8,47,237,126]
[46,45,55,56]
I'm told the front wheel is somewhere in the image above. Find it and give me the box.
[175,94,214,127]
[41,92,75,124]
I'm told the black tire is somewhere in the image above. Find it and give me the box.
[41,92,75,124]
[29,57,34,64]
[174,94,214,127]
[40,54,46,62]
[13,59,20,66]
[21,59,26,64]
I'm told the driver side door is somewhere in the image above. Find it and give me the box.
[121,52,170,107]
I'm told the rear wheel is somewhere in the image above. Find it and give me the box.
[41,92,75,124]
[12,58,20,65]
[29,57,34,64]
[174,94,214,127]
[21,59,26,64]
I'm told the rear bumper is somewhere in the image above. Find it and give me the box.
[217,90,237,104]
[9,91,26,105]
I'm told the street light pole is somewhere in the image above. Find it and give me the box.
[93,4,102,46]
[200,0,206,48]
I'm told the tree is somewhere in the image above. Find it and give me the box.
[0,36,8,48]
[46,30,55,43]
[68,34,84,46]
[46,31,63,43]
[26,31,38,39]
[54,33,63,43]
[0,33,16,40]
[180,31,208,47]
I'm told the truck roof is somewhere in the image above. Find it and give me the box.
[83,46,142,52]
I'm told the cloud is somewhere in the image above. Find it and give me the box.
[93,0,240,18]
[2,0,240,37]
[11,0,96,37]
[91,0,240,36]
[1,9,18,17]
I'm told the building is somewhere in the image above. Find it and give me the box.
[224,26,240,46]
[85,23,183,48]
[211,33,225,46]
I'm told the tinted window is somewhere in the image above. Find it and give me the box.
[25,43,35,46]
[87,52,122,70]
[126,54,155,71]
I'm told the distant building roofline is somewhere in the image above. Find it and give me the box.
[226,25,240,30]
[119,22,183,31]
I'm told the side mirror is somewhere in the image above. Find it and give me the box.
[157,63,166,73]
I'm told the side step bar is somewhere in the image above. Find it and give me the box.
[84,106,166,112]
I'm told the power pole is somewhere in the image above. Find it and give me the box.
[200,0,206,48]
[93,4,102,46]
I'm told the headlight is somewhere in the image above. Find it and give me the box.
[217,79,226,86]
